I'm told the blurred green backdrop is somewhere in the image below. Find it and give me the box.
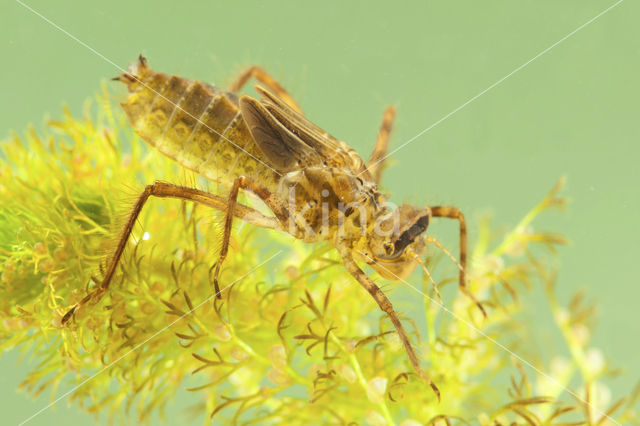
[1,0,638,424]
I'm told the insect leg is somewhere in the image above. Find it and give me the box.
[227,66,303,113]
[366,106,397,184]
[61,181,279,324]
[430,206,487,317]
[211,176,292,298]
[338,247,441,400]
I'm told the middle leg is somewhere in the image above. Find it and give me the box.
[211,176,292,297]
[366,106,397,184]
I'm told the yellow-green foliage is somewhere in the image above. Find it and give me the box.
[0,88,638,425]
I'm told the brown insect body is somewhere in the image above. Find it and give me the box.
[119,59,426,276]
[119,60,280,190]
[64,56,485,400]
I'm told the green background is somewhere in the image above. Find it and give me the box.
[1,0,638,424]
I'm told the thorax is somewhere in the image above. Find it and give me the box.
[275,167,389,244]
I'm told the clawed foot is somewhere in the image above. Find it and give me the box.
[61,305,78,324]
[60,287,105,325]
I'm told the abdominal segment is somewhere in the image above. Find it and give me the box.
[118,58,280,191]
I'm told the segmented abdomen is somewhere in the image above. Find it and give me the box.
[118,59,280,190]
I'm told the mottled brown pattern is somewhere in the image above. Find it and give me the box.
[63,56,484,400]
[119,57,280,190]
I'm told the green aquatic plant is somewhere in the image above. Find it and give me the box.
[1,88,638,425]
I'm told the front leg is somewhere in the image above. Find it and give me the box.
[338,246,441,400]
[430,206,486,317]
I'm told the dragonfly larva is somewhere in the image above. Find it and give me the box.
[62,55,486,399]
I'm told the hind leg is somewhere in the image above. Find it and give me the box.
[61,182,280,324]
[228,66,302,113]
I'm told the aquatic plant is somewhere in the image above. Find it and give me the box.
[1,88,637,424]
